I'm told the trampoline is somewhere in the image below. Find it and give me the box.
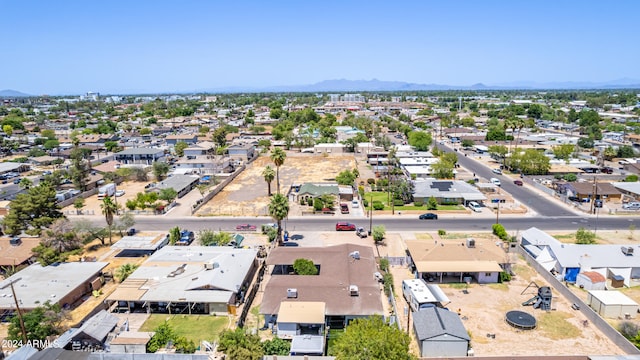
[505,310,537,330]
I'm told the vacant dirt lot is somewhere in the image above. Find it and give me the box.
[196,153,357,216]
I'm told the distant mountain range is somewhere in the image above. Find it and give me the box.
[202,78,640,93]
[3,78,640,97]
[0,89,32,97]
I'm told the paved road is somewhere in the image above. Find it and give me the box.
[87,213,636,233]
[435,143,575,217]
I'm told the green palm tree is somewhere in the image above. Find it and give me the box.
[101,196,119,244]
[115,263,139,283]
[512,117,526,156]
[270,148,287,194]
[268,193,289,246]
[262,165,275,196]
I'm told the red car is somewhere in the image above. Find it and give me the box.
[513,180,523,186]
[336,222,356,231]
[236,224,257,231]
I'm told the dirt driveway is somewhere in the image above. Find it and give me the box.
[196,152,357,216]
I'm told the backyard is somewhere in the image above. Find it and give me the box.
[139,314,230,344]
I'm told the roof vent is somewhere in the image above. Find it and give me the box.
[466,238,475,248]
[287,288,298,299]
[621,246,634,256]
[349,285,359,296]
[349,251,360,260]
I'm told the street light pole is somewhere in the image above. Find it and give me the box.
[1,277,27,344]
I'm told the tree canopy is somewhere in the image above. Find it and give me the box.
[293,258,318,275]
[3,183,63,236]
[330,316,415,359]
[407,131,432,151]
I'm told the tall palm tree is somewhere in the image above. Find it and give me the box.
[268,193,289,246]
[262,165,275,196]
[101,196,119,245]
[270,148,287,194]
[512,117,526,156]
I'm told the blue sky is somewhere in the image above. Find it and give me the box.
[2,1,639,95]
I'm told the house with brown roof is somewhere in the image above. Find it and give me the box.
[0,236,39,270]
[166,133,198,146]
[260,244,384,331]
[405,238,507,284]
[557,182,622,203]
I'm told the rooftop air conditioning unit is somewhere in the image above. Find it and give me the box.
[349,251,360,260]
[621,246,634,256]
[287,288,298,299]
[204,262,214,270]
[349,285,359,296]
[9,237,21,246]
[466,238,476,248]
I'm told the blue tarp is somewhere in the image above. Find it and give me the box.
[564,267,580,282]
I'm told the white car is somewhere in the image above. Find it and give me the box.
[492,168,502,175]
[351,200,359,208]
[115,190,125,197]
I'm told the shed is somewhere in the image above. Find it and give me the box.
[413,307,470,357]
[575,271,606,291]
[587,290,639,319]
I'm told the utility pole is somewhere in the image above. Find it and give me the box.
[369,194,373,235]
[1,277,27,344]
[495,200,500,225]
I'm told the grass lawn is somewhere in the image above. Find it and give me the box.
[326,328,345,355]
[364,192,464,211]
[537,311,581,339]
[139,314,229,343]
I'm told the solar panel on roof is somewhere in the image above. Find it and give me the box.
[431,181,453,191]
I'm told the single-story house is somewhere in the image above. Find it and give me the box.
[277,301,325,356]
[313,143,346,154]
[114,148,165,166]
[612,182,640,201]
[295,183,339,203]
[413,307,470,358]
[260,244,384,330]
[183,141,216,157]
[405,238,506,284]
[110,233,169,257]
[587,290,639,319]
[0,236,39,269]
[0,162,30,176]
[557,182,622,203]
[106,246,258,315]
[575,271,606,291]
[413,179,486,205]
[56,310,119,351]
[0,262,108,316]
[30,155,60,166]
[174,155,231,175]
[153,174,199,198]
[521,227,640,286]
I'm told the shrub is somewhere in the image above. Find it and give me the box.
[299,198,306,205]
[307,197,313,206]
[619,321,640,339]
[499,271,512,283]
[363,199,369,207]
[413,201,423,207]
[564,173,577,182]
[383,272,394,296]
[575,227,596,244]
[438,229,446,236]
[379,258,389,272]
[427,196,438,210]
[367,178,375,185]
[625,174,639,182]
[492,223,508,241]
[373,202,384,210]
[313,198,323,211]
[358,186,365,197]
[372,225,386,242]
[393,199,404,206]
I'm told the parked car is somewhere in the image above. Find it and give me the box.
[513,180,523,186]
[336,222,356,231]
[12,178,21,184]
[351,199,359,208]
[623,202,640,210]
[115,190,125,197]
[236,224,257,231]
[468,201,482,212]
[492,168,502,175]
[490,178,501,186]
[419,213,438,220]
[601,167,614,174]
[356,227,368,238]
[340,203,349,214]
[126,228,136,236]
[283,241,299,247]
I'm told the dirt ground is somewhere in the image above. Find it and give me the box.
[386,231,629,357]
[61,180,151,215]
[196,152,358,216]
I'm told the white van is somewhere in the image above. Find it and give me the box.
[490,178,501,186]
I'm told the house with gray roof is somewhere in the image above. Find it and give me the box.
[522,227,640,286]
[56,310,119,351]
[0,262,108,315]
[115,148,165,166]
[413,179,486,205]
[152,174,199,198]
[413,307,470,357]
[295,183,339,203]
[106,246,258,315]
